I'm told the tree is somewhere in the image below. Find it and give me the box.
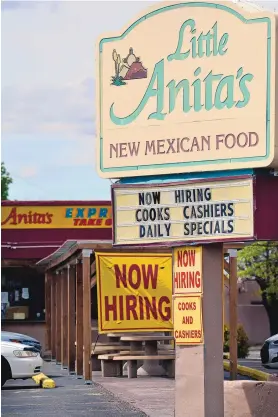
[1,162,13,200]
[238,241,278,336]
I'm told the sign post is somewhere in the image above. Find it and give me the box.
[228,249,238,381]
[173,245,224,417]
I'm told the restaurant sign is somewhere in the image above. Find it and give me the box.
[112,177,254,245]
[1,205,112,229]
[96,1,276,178]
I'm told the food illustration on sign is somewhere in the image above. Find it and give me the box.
[111,47,147,86]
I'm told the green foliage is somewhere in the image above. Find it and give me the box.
[223,324,230,353]
[237,324,250,359]
[238,241,278,299]
[1,162,13,200]
[223,324,249,359]
[238,241,278,336]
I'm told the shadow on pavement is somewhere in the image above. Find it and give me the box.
[2,384,40,391]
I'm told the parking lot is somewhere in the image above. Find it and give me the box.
[238,358,278,375]
[1,363,147,417]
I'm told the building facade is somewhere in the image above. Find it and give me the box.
[1,200,112,350]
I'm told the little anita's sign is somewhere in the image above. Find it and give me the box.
[96,0,277,178]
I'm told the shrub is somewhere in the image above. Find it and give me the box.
[223,324,249,359]
[237,324,250,358]
[223,324,230,353]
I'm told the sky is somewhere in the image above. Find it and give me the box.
[1,0,278,201]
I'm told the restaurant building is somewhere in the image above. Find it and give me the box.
[1,200,112,350]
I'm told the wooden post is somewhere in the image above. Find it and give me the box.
[67,264,76,373]
[82,249,92,383]
[45,272,51,352]
[175,244,224,417]
[228,249,238,381]
[51,277,57,360]
[76,260,83,377]
[56,272,62,364]
[61,268,68,369]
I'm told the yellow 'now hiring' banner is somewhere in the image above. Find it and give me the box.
[96,252,173,333]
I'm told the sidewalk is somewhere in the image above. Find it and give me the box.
[93,372,174,417]
[93,370,252,417]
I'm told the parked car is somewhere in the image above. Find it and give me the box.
[260,333,278,369]
[1,331,42,353]
[1,341,43,387]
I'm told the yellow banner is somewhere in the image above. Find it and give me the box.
[173,295,203,345]
[173,247,202,295]
[112,178,254,245]
[1,205,112,229]
[96,252,173,333]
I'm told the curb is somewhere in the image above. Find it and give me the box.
[32,373,56,388]
[223,360,270,381]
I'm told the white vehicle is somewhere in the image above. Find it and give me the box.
[260,333,278,369]
[1,341,43,387]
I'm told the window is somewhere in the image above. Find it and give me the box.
[1,267,45,321]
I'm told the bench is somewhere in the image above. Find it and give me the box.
[116,355,175,378]
[92,345,132,353]
[97,351,144,375]
[158,344,174,351]
[99,354,175,378]
[91,345,134,371]
[107,333,130,344]
[98,351,144,360]
[92,342,121,347]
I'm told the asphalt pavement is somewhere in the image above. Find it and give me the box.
[238,358,278,374]
[1,370,250,417]
[1,363,147,417]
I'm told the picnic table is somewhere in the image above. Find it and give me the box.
[107,333,129,344]
[120,335,174,376]
[120,335,173,354]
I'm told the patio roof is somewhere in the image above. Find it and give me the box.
[36,239,112,270]
[36,238,248,271]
